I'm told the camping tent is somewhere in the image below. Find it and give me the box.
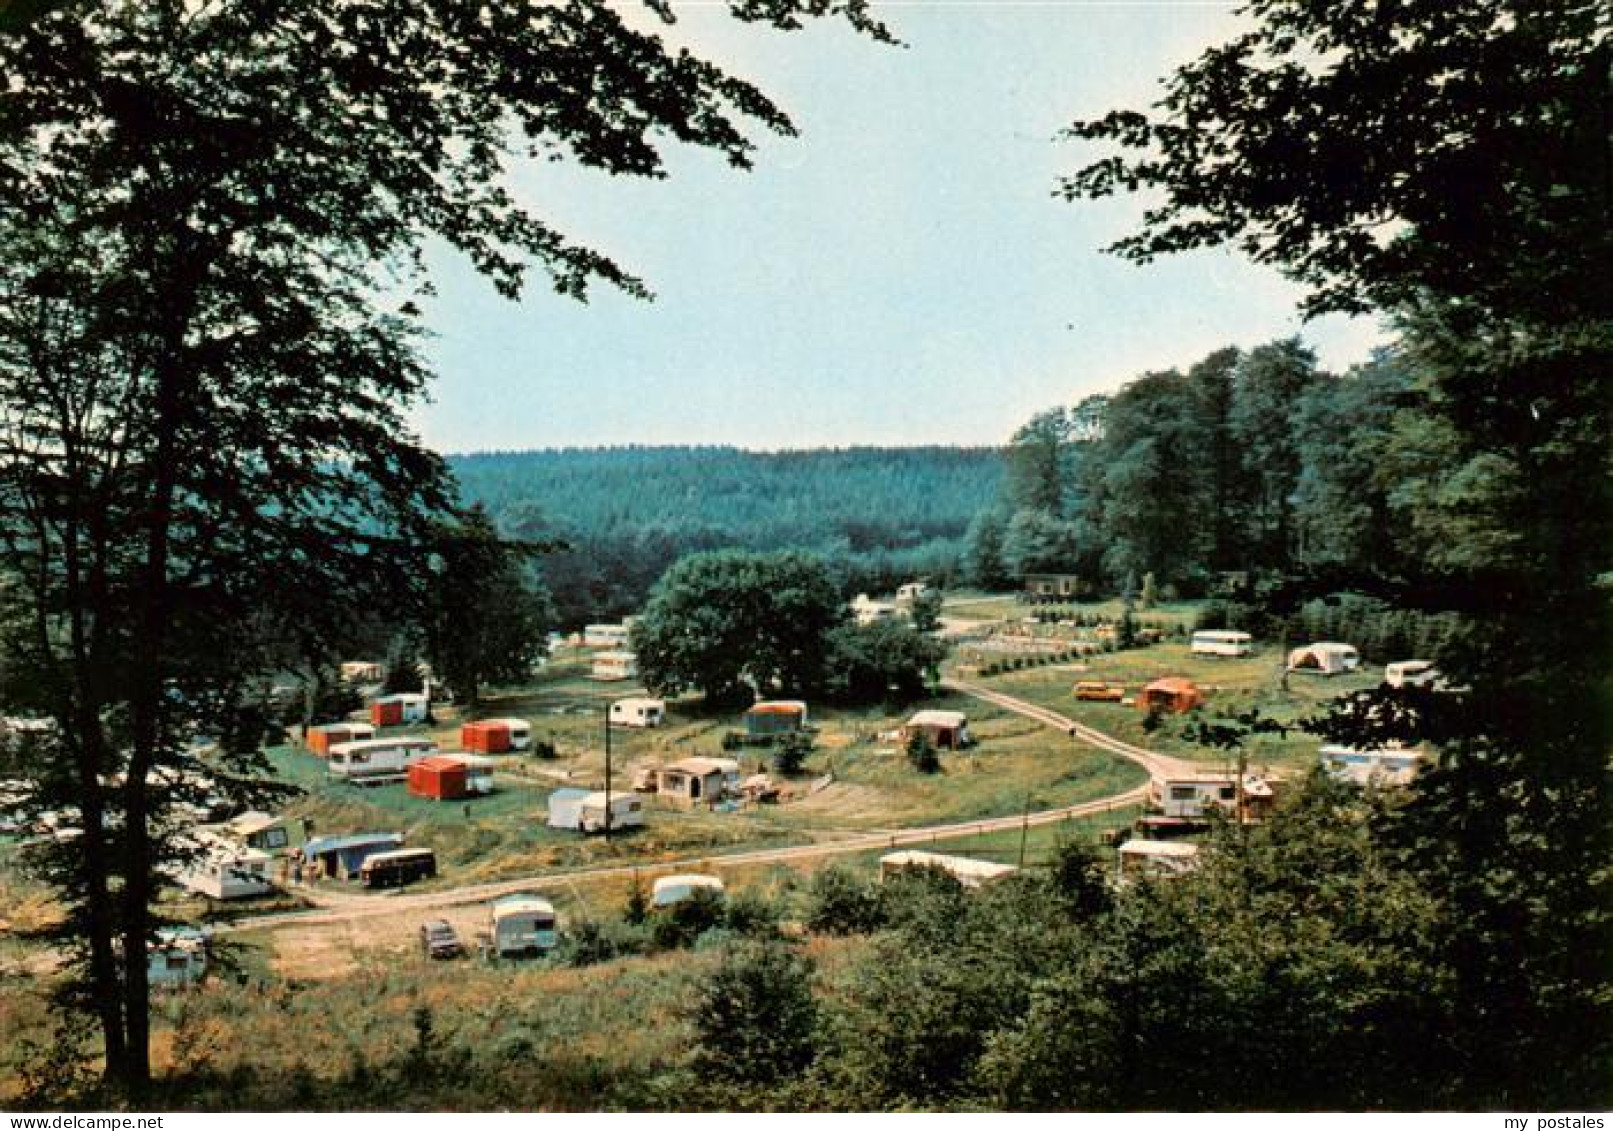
[1286,642,1361,675]
[1137,678,1204,714]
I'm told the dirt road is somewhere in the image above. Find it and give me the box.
[217,679,1170,938]
[941,678,1202,779]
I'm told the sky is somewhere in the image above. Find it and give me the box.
[414,1,1388,454]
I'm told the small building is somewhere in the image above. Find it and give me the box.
[1319,744,1427,787]
[590,651,637,682]
[879,850,1017,889]
[1384,660,1440,689]
[583,624,632,648]
[1137,677,1204,714]
[652,874,725,909]
[902,709,972,749]
[655,756,741,808]
[489,895,559,957]
[852,593,898,625]
[218,811,308,855]
[460,717,532,753]
[610,697,665,728]
[300,832,404,880]
[546,789,644,833]
[1118,839,1200,881]
[369,692,429,727]
[306,721,375,756]
[895,581,930,607]
[1149,772,1279,822]
[174,830,275,900]
[407,755,495,800]
[744,700,808,737]
[1287,642,1361,676]
[1024,572,1083,602]
[148,928,210,990]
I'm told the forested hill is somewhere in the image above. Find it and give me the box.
[446,446,1003,624]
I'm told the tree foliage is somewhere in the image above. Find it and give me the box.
[631,549,844,705]
[0,0,889,1094]
[422,504,553,707]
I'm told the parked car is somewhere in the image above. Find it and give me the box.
[419,919,463,959]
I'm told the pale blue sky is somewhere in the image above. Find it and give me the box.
[415,2,1385,453]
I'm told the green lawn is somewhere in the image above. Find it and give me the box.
[971,641,1379,770]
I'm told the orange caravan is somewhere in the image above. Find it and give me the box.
[306,722,375,757]
[460,718,532,754]
[406,755,496,801]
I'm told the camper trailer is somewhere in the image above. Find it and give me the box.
[489,894,559,957]
[340,661,385,684]
[655,757,740,808]
[879,850,1017,889]
[1148,772,1278,822]
[609,697,666,728]
[306,721,376,756]
[218,811,307,855]
[546,789,643,833]
[148,928,210,989]
[299,832,404,880]
[902,710,972,749]
[1385,660,1441,688]
[590,651,637,681]
[327,736,437,781]
[369,692,429,727]
[1118,839,1200,881]
[852,593,898,625]
[895,581,930,607]
[744,700,809,737]
[407,755,495,800]
[359,846,437,888]
[651,874,725,909]
[1319,744,1426,787]
[460,717,532,753]
[174,830,275,900]
[1287,642,1361,676]
[583,624,632,648]
[1190,630,1253,657]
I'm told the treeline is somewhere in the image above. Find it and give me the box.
[447,446,1002,624]
[966,339,1424,598]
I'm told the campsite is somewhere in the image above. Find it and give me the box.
[0,0,1602,1116]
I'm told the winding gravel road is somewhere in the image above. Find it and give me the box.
[218,680,1171,936]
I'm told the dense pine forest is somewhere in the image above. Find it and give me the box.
[965,339,1421,599]
[448,446,1002,624]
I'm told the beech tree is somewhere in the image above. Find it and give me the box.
[0,0,887,1095]
[1063,0,1611,1103]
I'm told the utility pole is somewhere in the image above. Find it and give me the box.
[603,701,613,841]
[1018,791,1032,868]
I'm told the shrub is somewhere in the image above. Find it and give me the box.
[906,731,940,774]
[687,940,818,1085]
[772,732,813,777]
[652,887,727,950]
[806,864,886,936]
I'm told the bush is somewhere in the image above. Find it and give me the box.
[906,731,940,774]
[806,865,886,936]
[652,887,728,950]
[724,889,783,939]
[772,732,813,777]
[529,739,557,760]
[687,940,818,1085]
